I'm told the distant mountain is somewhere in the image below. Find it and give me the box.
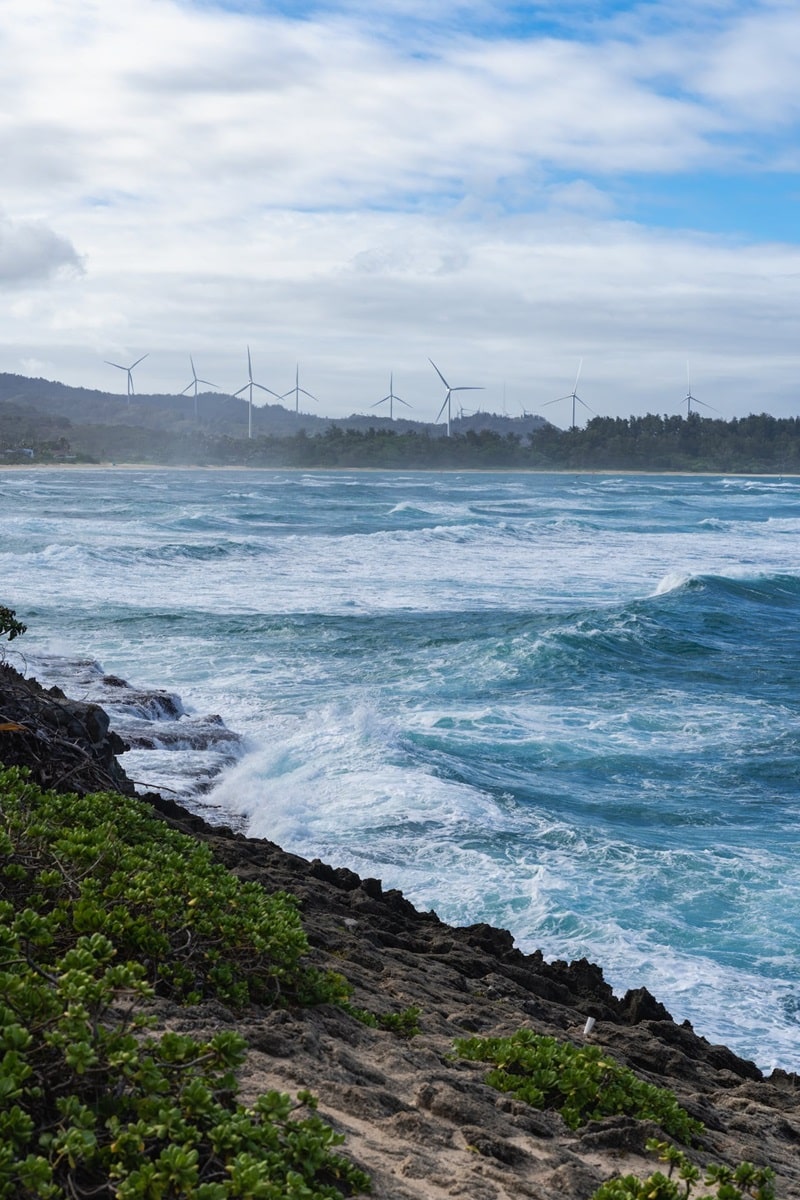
[0,373,549,442]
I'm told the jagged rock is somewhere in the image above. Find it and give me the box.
[0,663,133,795]
[2,665,799,1198]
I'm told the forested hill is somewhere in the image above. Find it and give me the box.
[1,371,799,471]
[0,371,546,444]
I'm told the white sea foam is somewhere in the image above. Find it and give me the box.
[5,467,800,1070]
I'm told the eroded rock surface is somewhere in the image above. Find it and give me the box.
[3,666,799,1198]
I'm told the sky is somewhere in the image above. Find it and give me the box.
[1,0,799,424]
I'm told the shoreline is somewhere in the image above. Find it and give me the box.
[10,646,797,1077]
[1,461,798,478]
[3,659,800,1197]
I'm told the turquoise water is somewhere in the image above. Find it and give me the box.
[2,467,799,1070]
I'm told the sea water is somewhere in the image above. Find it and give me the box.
[2,466,799,1071]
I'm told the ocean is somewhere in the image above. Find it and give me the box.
[2,466,799,1072]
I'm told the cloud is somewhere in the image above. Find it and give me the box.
[0,214,84,287]
[0,0,798,419]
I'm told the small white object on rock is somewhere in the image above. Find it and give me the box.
[583,1017,596,1036]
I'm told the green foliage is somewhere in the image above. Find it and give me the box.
[342,1004,422,1039]
[589,1139,775,1200]
[0,765,336,1007]
[0,766,370,1197]
[453,1029,703,1142]
[0,930,370,1198]
[0,606,26,642]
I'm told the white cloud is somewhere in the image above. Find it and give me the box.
[0,214,84,286]
[0,0,798,419]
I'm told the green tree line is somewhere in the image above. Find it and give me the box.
[4,408,800,472]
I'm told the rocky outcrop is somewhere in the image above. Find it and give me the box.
[2,666,799,1198]
[0,662,134,795]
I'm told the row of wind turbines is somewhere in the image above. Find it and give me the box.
[105,351,717,439]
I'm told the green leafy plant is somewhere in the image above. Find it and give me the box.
[589,1139,775,1200]
[0,927,370,1198]
[453,1029,702,1142]
[0,605,26,642]
[0,766,340,1008]
[342,1003,422,1039]
[0,766,370,1197]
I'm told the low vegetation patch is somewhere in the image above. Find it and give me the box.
[590,1139,775,1200]
[0,766,346,1008]
[0,766,369,1198]
[343,1003,422,1039]
[453,1029,703,1142]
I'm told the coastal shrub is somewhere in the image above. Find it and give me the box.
[453,1029,703,1142]
[0,605,26,643]
[343,1003,422,1039]
[0,765,343,1008]
[0,925,371,1198]
[589,1139,775,1199]
[0,765,370,1196]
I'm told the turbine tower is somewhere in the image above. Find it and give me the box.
[429,358,483,437]
[372,373,412,421]
[281,365,318,414]
[682,363,718,416]
[234,346,281,439]
[181,355,217,420]
[541,359,594,429]
[105,354,148,401]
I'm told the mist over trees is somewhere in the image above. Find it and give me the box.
[1,372,800,472]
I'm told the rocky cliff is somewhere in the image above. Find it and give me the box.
[2,663,799,1198]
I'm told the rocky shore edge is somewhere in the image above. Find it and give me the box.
[2,659,799,1199]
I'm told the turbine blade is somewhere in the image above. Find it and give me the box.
[105,360,125,370]
[254,382,281,398]
[130,354,148,369]
[247,346,253,380]
[396,397,412,409]
[574,357,583,389]
[452,386,484,392]
[180,383,193,395]
[435,397,449,423]
[428,358,450,388]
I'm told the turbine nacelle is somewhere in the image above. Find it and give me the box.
[542,358,595,428]
[372,373,412,420]
[280,365,318,414]
[234,346,282,438]
[429,358,483,436]
[105,353,148,399]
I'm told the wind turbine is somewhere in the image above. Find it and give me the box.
[682,363,718,416]
[105,353,148,401]
[372,373,412,421]
[541,359,594,429]
[181,356,217,420]
[429,358,483,437]
[281,365,318,414]
[234,346,282,439]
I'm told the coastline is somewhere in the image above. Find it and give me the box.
[3,658,800,1197]
[1,461,797,478]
